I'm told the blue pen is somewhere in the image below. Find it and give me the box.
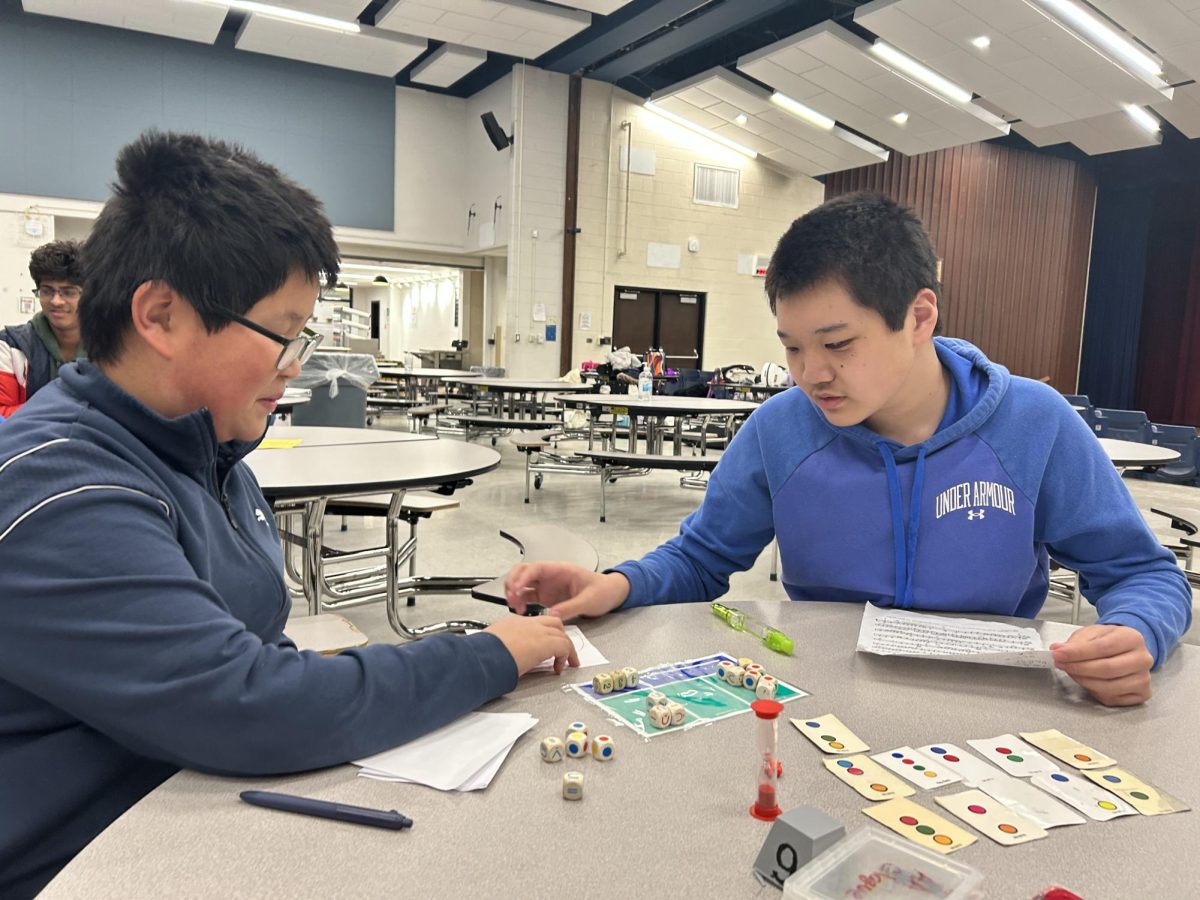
[239,790,414,830]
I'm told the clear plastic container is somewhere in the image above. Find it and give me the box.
[783,826,983,900]
[638,368,653,401]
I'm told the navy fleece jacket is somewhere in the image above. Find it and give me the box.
[615,339,1191,665]
[0,362,517,897]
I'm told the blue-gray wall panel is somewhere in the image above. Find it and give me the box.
[0,5,395,231]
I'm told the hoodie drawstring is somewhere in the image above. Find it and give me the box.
[876,443,927,608]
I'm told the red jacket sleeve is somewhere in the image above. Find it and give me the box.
[0,343,29,418]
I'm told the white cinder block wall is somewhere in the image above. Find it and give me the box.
[572,80,826,373]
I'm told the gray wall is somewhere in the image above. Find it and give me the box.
[0,3,395,231]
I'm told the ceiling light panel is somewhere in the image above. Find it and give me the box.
[1091,0,1200,81]
[649,68,889,176]
[272,1,375,17]
[544,0,634,13]
[236,13,425,76]
[21,0,226,43]
[855,0,1173,128]
[409,42,488,86]
[1012,107,1161,153]
[1152,81,1200,138]
[375,0,590,59]
[738,23,1009,158]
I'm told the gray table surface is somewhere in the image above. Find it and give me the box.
[40,601,1197,899]
[260,425,434,447]
[376,367,476,379]
[557,393,760,416]
[1098,437,1182,466]
[247,435,500,499]
[444,377,594,392]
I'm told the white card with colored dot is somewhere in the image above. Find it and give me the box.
[934,789,1048,845]
[975,773,1086,828]
[871,747,962,789]
[966,734,1059,777]
[862,797,976,854]
[1030,771,1137,821]
[823,755,915,801]
[918,743,1002,786]
[1082,767,1191,816]
[1019,728,1115,770]
[792,715,869,754]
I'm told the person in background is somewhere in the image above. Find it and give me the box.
[0,131,577,897]
[0,239,87,417]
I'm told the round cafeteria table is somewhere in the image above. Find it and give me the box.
[40,601,1196,898]
[375,368,477,402]
[556,393,759,454]
[246,427,500,613]
[1098,437,1181,468]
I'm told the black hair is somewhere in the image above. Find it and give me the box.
[80,130,340,364]
[765,191,939,332]
[29,240,83,287]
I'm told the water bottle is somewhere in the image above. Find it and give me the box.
[638,367,653,402]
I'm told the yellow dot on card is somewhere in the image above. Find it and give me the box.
[933,835,953,846]
[829,742,845,749]
[1098,801,1117,811]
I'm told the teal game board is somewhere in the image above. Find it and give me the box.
[570,652,809,738]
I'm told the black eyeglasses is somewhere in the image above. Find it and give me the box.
[36,285,82,300]
[226,313,323,371]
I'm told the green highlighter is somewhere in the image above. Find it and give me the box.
[711,601,795,655]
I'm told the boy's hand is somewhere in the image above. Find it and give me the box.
[505,563,630,621]
[1050,625,1153,706]
[484,614,579,675]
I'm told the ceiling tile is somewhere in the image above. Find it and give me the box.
[855,0,1173,128]
[738,22,1009,158]
[409,42,488,86]
[236,13,426,77]
[1013,107,1162,153]
[649,67,889,176]
[375,0,589,58]
[21,0,225,43]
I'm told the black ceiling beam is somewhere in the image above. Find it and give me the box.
[588,0,799,85]
[543,0,711,75]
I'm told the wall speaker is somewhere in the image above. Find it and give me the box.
[481,111,512,151]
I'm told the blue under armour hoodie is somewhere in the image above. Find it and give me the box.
[0,362,517,897]
[615,338,1191,666]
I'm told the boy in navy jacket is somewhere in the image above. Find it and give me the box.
[507,192,1190,709]
[0,131,576,897]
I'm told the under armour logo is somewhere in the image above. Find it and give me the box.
[967,509,985,521]
[254,508,268,524]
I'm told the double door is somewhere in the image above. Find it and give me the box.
[612,287,705,368]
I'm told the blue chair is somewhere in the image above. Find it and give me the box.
[1063,393,1093,427]
[1147,423,1199,485]
[1092,408,1150,443]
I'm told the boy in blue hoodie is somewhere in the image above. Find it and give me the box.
[0,131,577,898]
[507,192,1191,709]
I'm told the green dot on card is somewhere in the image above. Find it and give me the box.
[915,825,935,836]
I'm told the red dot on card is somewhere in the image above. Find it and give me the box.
[899,815,918,826]
[968,804,987,815]
[901,758,914,765]
[996,747,1012,755]
[944,755,960,762]
[847,767,864,775]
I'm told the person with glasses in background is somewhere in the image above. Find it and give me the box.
[0,240,87,418]
[0,131,578,898]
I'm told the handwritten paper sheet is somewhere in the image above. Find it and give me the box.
[856,604,1053,669]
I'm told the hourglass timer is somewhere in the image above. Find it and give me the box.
[750,698,784,821]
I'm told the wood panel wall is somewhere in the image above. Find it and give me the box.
[825,142,1096,391]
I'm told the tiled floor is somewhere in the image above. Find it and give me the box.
[312,423,1200,650]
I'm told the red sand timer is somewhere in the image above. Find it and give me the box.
[750,698,784,821]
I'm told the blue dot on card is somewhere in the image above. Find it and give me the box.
[930,747,946,755]
[891,752,904,758]
[837,759,853,768]
[1052,773,1069,782]
[806,721,820,728]
[1104,775,1121,783]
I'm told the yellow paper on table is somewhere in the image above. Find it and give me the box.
[259,439,303,450]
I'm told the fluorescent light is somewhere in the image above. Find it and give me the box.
[181,0,361,33]
[891,111,909,125]
[644,101,758,159]
[341,262,432,276]
[769,92,835,130]
[1124,104,1160,133]
[870,41,973,104]
[970,35,991,50]
[735,113,748,126]
[1027,0,1161,77]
